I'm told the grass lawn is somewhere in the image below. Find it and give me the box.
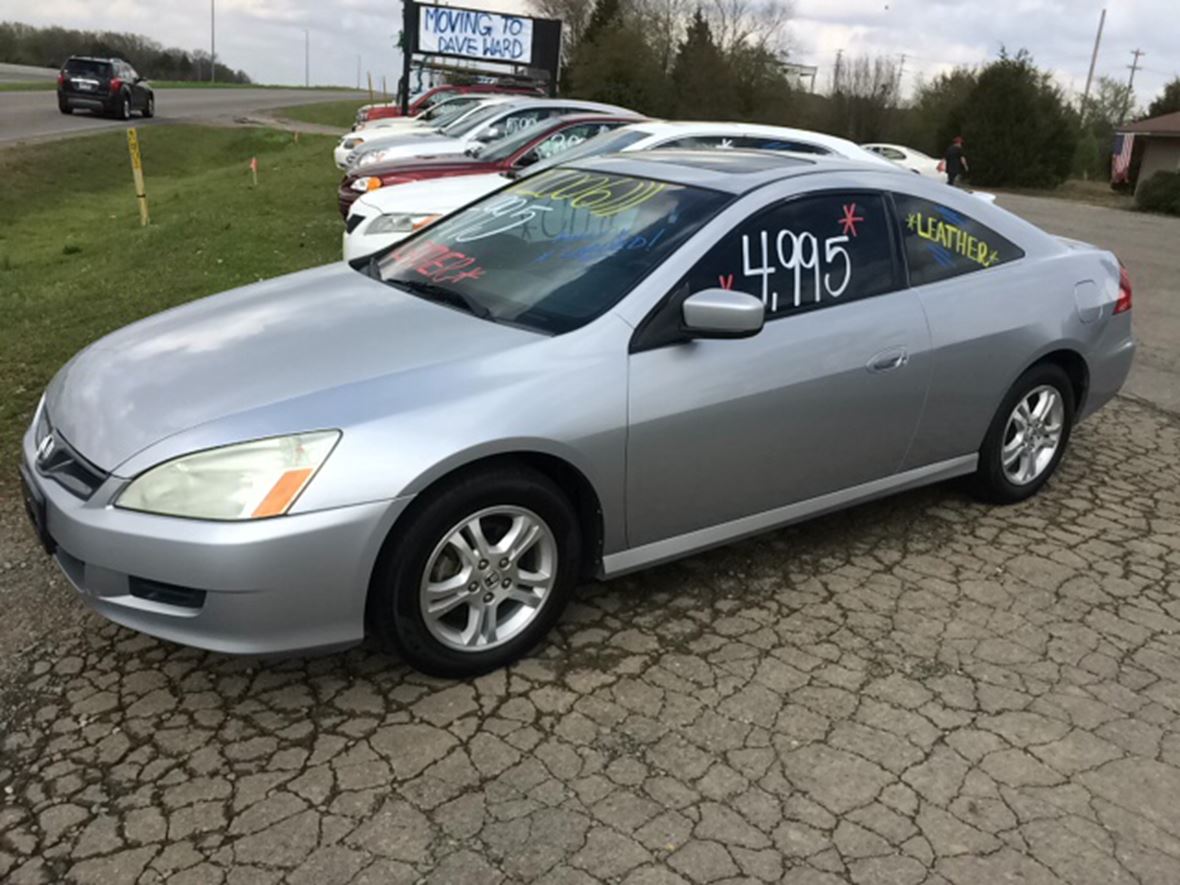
[0,125,344,486]
[272,99,370,130]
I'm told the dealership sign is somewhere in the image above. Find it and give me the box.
[418,6,534,64]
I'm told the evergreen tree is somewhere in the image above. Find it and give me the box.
[669,10,735,119]
[1147,78,1180,119]
[957,50,1077,188]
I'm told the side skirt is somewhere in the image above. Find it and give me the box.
[600,454,978,578]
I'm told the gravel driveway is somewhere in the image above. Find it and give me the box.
[2,195,1179,885]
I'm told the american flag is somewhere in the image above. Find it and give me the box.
[1112,133,1135,183]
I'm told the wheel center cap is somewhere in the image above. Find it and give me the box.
[483,571,501,588]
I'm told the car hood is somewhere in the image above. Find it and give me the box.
[352,155,499,182]
[46,263,535,472]
[356,172,508,218]
[357,139,468,168]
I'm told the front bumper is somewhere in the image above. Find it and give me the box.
[21,422,410,656]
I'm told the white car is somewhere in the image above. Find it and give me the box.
[345,99,633,170]
[343,121,897,260]
[863,143,943,178]
[335,98,512,169]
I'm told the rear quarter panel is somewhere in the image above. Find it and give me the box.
[901,227,1127,470]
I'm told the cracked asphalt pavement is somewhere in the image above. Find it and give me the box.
[2,196,1180,884]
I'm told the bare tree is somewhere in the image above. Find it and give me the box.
[707,0,793,54]
[529,0,596,51]
[827,53,901,142]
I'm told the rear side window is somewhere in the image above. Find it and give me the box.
[681,192,899,319]
[894,193,1024,286]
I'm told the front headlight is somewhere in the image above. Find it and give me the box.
[366,213,440,234]
[116,431,340,520]
[350,176,383,193]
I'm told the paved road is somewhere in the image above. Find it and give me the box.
[0,87,365,145]
[1,196,1179,885]
[0,62,57,83]
[995,193,1180,415]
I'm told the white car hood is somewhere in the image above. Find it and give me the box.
[354,172,507,220]
[357,138,469,168]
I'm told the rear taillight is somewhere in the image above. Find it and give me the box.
[57,73,65,85]
[1114,263,1132,314]
[109,77,123,94]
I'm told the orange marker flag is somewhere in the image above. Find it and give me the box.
[249,156,258,186]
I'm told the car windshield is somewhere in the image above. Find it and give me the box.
[473,123,554,162]
[516,128,649,178]
[372,168,728,334]
[64,59,111,77]
[440,103,514,137]
[421,97,477,122]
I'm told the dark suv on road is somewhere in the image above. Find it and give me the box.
[57,57,155,120]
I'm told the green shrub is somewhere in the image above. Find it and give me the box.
[1136,170,1180,215]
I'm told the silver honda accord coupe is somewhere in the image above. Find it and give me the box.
[21,151,1134,676]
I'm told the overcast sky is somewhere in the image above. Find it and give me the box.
[3,0,1177,108]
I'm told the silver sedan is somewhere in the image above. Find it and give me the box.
[21,151,1134,675]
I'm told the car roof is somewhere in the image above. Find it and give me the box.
[565,149,910,194]
[494,97,633,114]
[66,56,118,63]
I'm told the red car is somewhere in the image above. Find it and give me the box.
[360,83,544,124]
[337,114,640,218]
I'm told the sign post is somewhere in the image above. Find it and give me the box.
[126,128,149,227]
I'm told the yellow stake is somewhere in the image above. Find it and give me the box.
[126,128,149,227]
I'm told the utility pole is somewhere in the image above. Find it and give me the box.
[833,48,844,93]
[304,29,309,87]
[896,53,906,100]
[1121,48,1144,124]
[356,54,361,89]
[210,0,216,83]
[1079,8,1106,122]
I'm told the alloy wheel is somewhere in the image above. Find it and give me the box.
[418,505,557,652]
[1001,384,1064,485]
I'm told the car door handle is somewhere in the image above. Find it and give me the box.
[867,347,908,373]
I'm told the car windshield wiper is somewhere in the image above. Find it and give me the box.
[391,278,493,320]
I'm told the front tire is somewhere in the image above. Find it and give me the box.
[369,465,582,677]
[141,94,155,118]
[115,93,130,120]
[971,362,1075,504]
[58,100,72,115]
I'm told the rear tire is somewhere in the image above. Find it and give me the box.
[971,362,1075,504]
[116,93,130,121]
[58,101,72,115]
[369,465,581,677]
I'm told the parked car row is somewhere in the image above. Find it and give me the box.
[333,92,903,261]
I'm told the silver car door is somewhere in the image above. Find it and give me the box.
[625,190,932,548]
[889,191,1040,470]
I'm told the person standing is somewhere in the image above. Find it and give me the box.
[944,136,968,186]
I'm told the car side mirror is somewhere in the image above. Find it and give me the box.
[681,289,764,339]
[516,150,539,167]
[476,126,505,143]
